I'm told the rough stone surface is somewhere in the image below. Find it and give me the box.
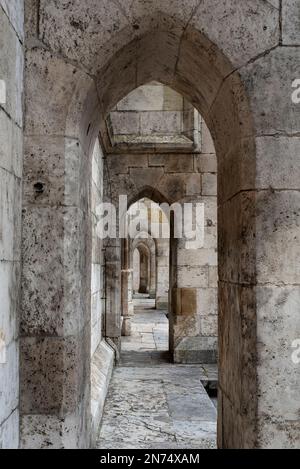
[11,0,300,450]
[97,306,217,449]
[0,0,23,449]
[282,0,300,45]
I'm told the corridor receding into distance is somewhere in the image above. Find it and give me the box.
[1,0,299,450]
[97,297,217,449]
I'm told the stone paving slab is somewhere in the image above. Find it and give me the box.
[97,308,217,449]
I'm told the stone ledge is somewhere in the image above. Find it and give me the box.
[91,340,115,447]
[174,336,218,364]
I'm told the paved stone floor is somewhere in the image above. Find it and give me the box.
[97,302,217,449]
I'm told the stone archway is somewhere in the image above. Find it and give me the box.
[136,244,150,294]
[20,1,300,449]
[132,237,156,300]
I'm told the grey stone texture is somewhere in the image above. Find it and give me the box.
[0,0,24,449]
[98,306,217,449]
[0,0,296,450]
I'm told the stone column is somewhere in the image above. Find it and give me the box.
[170,191,218,364]
[103,241,121,348]
[121,238,134,336]
[156,238,170,309]
[149,247,156,299]
[0,3,23,449]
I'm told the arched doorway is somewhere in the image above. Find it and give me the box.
[20,1,299,449]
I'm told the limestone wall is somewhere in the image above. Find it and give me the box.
[107,82,200,149]
[90,139,114,446]
[91,139,104,356]
[0,0,24,449]
[20,0,300,449]
[129,199,170,306]
[105,119,218,362]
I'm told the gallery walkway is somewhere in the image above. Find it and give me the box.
[97,303,217,449]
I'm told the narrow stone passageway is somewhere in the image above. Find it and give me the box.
[97,303,217,449]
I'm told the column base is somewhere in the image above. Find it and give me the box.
[174,336,218,364]
[121,317,132,336]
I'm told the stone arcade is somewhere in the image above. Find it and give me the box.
[0,0,299,449]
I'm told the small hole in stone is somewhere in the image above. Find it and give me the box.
[34,182,44,194]
[87,123,91,135]
[133,24,140,30]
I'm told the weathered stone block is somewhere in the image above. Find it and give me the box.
[240,47,300,136]
[107,154,148,175]
[21,207,88,336]
[23,137,89,210]
[0,169,21,262]
[160,174,186,203]
[25,48,92,136]
[218,282,257,437]
[185,174,201,196]
[189,0,279,69]
[202,173,217,196]
[20,409,89,449]
[177,266,209,288]
[197,288,218,317]
[116,83,181,112]
[140,111,182,135]
[129,167,164,194]
[256,136,300,190]
[0,409,19,449]
[0,340,19,425]
[196,154,217,174]
[200,316,218,337]
[174,336,218,364]
[201,120,215,154]
[218,137,256,202]
[149,154,194,173]
[137,31,180,87]
[0,109,23,178]
[0,261,20,345]
[256,190,300,285]
[39,0,130,75]
[282,0,300,45]
[20,332,89,415]
[180,288,197,316]
[219,191,256,284]
[177,249,217,267]
[256,286,300,425]
[0,0,24,40]
[91,340,114,447]
[110,111,140,135]
[0,7,23,126]
[208,266,218,288]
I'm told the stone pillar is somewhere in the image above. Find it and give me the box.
[156,238,170,309]
[132,248,140,294]
[0,2,24,449]
[121,239,134,336]
[103,241,121,348]
[121,269,134,336]
[149,247,156,299]
[139,249,149,294]
[20,125,94,448]
[170,192,218,364]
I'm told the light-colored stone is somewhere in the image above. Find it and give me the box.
[202,173,217,196]
[0,0,24,40]
[0,409,19,449]
[282,0,300,45]
[0,6,23,126]
[0,108,23,178]
[91,340,114,446]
